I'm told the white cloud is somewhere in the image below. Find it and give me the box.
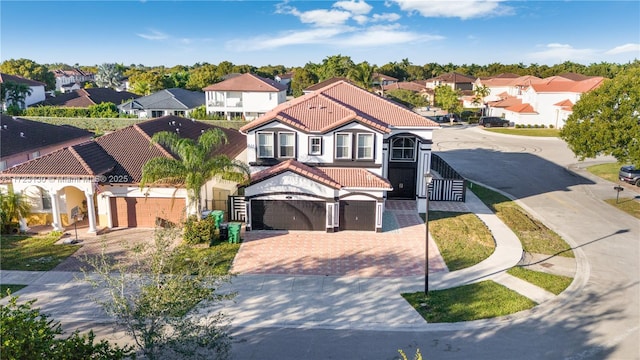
[605,43,640,55]
[333,0,372,15]
[136,29,168,41]
[336,29,442,47]
[276,2,352,27]
[352,15,370,25]
[371,13,401,22]
[528,43,596,62]
[228,27,352,51]
[391,0,510,19]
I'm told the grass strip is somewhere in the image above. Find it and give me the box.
[482,128,560,137]
[604,198,640,219]
[586,162,624,183]
[170,241,241,276]
[507,267,573,295]
[0,285,27,298]
[1,233,79,271]
[427,211,495,271]
[468,182,574,258]
[402,281,536,323]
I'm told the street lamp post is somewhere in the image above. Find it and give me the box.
[424,171,433,295]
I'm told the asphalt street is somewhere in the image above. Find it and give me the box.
[229,126,640,360]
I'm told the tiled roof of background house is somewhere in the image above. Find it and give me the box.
[40,88,139,107]
[304,77,352,92]
[505,103,537,114]
[0,115,94,158]
[382,82,428,92]
[553,99,574,111]
[0,73,46,87]
[531,77,605,93]
[203,73,287,92]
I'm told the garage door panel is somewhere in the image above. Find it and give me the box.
[339,200,375,231]
[111,197,185,228]
[252,200,325,231]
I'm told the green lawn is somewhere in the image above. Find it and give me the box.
[402,281,536,323]
[0,233,80,271]
[425,211,495,271]
[170,240,241,276]
[587,162,624,183]
[468,182,574,258]
[507,266,573,295]
[604,198,640,219]
[1,285,27,298]
[483,128,560,137]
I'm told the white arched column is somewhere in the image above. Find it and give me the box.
[84,191,97,233]
[49,190,63,231]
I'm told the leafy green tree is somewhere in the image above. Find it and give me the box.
[386,88,429,109]
[140,129,249,214]
[256,65,287,78]
[347,61,376,90]
[95,63,122,89]
[186,64,219,91]
[561,67,640,166]
[316,54,354,81]
[434,85,463,114]
[473,84,490,116]
[88,102,119,118]
[129,70,164,94]
[0,295,133,359]
[0,189,31,233]
[0,58,55,90]
[84,226,233,359]
[291,67,318,97]
[216,61,235,78]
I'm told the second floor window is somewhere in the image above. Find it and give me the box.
[257,132,274,158]
[356,133,374,160]
[391,136,416,161]
[335,133,351,159]
[279,132,295,158]
[309,136,322,155]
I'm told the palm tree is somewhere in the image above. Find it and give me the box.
[347,62,376,91]
[473,84,491,116]
[2,81,33,109]
[0,190,31,233]
[140,129,249,216]
[95,63,122,89]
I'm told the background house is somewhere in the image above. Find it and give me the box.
[38,88,139,108]
[240,80,440,232]
[0,115,94,171]
[1,116,246,232]
[203,73,288,121]
[118,88,204,118]
[0,73,46,108]
[53,68,95,93]
[422,72,475,92]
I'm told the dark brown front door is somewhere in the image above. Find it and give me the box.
[339,200,376,231]
[387,167,416,199]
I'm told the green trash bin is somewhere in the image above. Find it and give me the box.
[228,222,241,244]
[210,210,224,230]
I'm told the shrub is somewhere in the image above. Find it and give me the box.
[549,124,554,129]
[467,116,479,124]
[183,216,215,244]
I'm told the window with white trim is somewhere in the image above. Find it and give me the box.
[257,132,274,158]
[278,132,295,158]
[356,133,374,160]
[391,136,416,161]
[309,136,322,155]
[335,133,351,159]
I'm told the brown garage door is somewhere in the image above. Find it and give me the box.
[339,200,376,231]
[110,197,185,228]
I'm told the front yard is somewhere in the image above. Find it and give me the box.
[0,232,79,271]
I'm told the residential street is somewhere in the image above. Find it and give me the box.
[229,126,640,360]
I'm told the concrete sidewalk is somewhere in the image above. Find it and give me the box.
[0,188,575,331]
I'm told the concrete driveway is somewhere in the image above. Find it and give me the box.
[231,200,448,277]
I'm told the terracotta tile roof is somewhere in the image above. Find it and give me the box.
[0,115,94,158]
[304,77,352,92]
[531,77,605,93]
[383,81,427,92]
[1,116,246,184]
[250,159,391,190]
[557,72,592,81]
[40,88,139,107]
[427,72,476,83]
[480,75,544,87]
[241,81,439,134]
[0,73,46,87]
[554,99,574,111]
[505,103,537,114]
[202,73,287,92]
[488,96,522,108]
[0,141,115,178]
[373,73,398,81]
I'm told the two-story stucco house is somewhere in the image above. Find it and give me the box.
[203,73,287,121]
[0,73,46,109]
[239,80,440,232]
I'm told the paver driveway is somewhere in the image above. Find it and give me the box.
[231,200,449,277]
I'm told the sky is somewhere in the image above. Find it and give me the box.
[2,0,639,68]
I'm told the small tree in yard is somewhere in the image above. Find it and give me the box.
[83,226,234,360]
[0,294,133,359]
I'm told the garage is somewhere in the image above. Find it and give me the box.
[339,200,376,231]
[251,200,326,231]
[110,197,185,228]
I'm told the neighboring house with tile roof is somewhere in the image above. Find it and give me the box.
[0,115,94,171]
[372,73,398,87]
[239,80,440,232]
[380,81,434,105]
[38,88,139,108]
[423,72,475,92]
[0,73,47,108]
[53,68,95,93]
[0,115,247,233]
[203,73,288,121]
[118,88,204,118]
